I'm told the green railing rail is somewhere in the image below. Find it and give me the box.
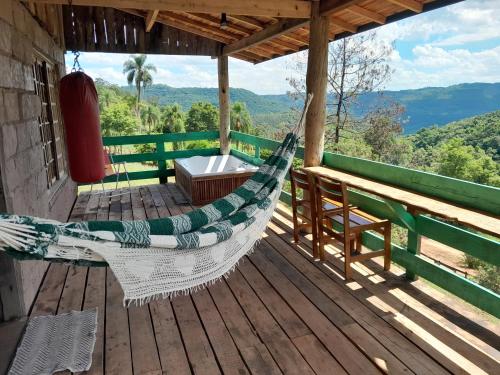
[100,131,220,183]
[229,131,500,318]
[100,130,499,318]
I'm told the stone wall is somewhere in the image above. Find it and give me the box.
[0,0,77,321]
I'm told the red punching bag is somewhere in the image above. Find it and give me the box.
[59,71,105,183]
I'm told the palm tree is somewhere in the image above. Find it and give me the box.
[123,54,157,114]
[231,102,253,150]
[140,104,160,133]
[162,104,186,150]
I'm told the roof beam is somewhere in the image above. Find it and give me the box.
[223,18,307,56]
[145,9,159,32]
[330,16,357,33]
[347,5,386,24]
[22,0,312,18]
[385,0,423,13]
[223,0,368,56]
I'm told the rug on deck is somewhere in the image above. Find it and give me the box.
[8,309,97,375]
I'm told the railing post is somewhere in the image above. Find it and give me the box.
[157,140,168,184]
[255,145,260,159]
[405,208,421,281]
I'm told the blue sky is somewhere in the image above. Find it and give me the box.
[69,0,500,95]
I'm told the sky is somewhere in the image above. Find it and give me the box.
[67,0,500,95]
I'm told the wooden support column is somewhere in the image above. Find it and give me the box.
[218,55,230,155]
[304,1,329,167]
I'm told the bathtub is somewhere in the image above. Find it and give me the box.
[174,155,258,205]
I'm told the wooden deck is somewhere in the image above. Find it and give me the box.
[4,184,500,374]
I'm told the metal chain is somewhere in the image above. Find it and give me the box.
[68,0,82,72]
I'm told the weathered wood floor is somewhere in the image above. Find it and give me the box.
[12,184,500,374]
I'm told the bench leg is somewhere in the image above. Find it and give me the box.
[344,238,352,280]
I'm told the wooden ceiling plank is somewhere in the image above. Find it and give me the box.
[320,0,365,16]
[385,0,423,13]
[347,4,386,24]
[329,16,357,33]
[223,18,308,55]
[145,9,159,32]
[23,0,312,18]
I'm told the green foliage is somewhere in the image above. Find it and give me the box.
[410,110,500,160]
[435,138,500,186]
[186,102,219,132]
[100,102,138,137]
[186,140,215,150]
[231,102,253,133]
[476,264,500,294]
[140,104,161,133]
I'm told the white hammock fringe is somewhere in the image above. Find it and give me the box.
[0,220,39,251]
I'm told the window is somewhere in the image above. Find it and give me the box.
[33,55,65,188]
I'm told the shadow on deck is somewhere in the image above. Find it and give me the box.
[2,184,499,374]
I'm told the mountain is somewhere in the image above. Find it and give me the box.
[126,82,500,134]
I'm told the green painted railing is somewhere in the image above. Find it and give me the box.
[100,130,499,317]
[100,131,220,183]
[229,131,500,318]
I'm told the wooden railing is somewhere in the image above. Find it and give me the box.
[101,131,220,183]
[230,131,500,318]
[101,130,499,317]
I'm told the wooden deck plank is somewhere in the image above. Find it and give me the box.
[128,187,162,375]
[150,299,192,375]
[262,225,449,375]
[269,207,497,374]
[30,263,68,317]
[208,281,283,375]
[192,289,250,375]
[236,259,347,375]
[79,192,113,375]
[105,270,133,375]
[245,250,389,374]
[171,294,221,375]
[225,270,316,375]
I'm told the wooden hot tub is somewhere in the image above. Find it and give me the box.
[174,155,258,205]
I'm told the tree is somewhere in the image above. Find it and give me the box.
[123,54,157,113]
[186,102,219,132]
[231,101,253,150]
[288,32,393,145]
[436,138,500,186]
[162,104,186,150]
[101,102,138,151]
[140,104,161,133]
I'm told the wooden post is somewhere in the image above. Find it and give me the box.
[304,1,329,167]
[218,55,230,155]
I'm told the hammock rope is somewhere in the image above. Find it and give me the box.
[0,95,313,305]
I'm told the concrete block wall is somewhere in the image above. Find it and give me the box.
[0,0,77,321]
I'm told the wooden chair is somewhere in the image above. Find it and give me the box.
[313,174,391,279]
[290,167,319,258]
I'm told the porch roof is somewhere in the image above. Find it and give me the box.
[25,0,463,63]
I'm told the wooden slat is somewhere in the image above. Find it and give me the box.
[150,299,191,374]
[208,281,283,374]
[192,289,250,374]
[171,295,221,375]
[28,0,313,18]
[347,5,386,24]
[385,0,424,13]
[128,187,162,375]
[225,270,316,374]
[145,9,159,31]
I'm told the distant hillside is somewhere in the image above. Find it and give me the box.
[126,82,500,133]
[409,110,500,160]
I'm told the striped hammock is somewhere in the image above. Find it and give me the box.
[0,96,312,305]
